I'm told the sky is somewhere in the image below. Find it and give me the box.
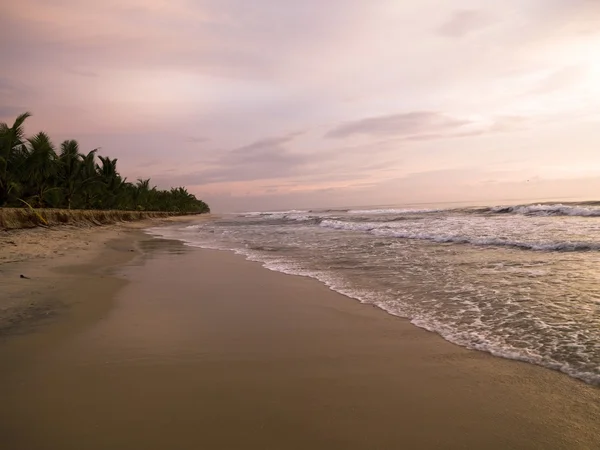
[2,0,600,212]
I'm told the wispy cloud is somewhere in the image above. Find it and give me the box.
[185,136,210,144]
[528,66,586,95]
[65,67,99,78]
[152,132,310,185]
[437,10,491,38]
[224,132,305,165]
[326,112,470,139]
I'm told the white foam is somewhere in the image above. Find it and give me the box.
[348,208,442,215]
[241,209,308,217]
[238,211,320,224]
[407,316,600,385]
[319,219,600,251]
[492,203,600,217]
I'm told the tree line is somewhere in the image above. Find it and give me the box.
[0,113,209,213]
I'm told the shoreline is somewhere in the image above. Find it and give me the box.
[153,209,600,387]
[255,256,600,386]
[152,234,600,387]
[0,215,203,334]
[1,223,599,448]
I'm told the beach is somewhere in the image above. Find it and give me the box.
[1,220,599,449]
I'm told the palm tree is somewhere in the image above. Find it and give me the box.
[133,178,152,210]
[58,140,101,209]
[1,112,210,213]
[24,132,58,207]
[80,149,100,208]
[0,112,31,206]
[58,140,82,209]
[96,156,123,209]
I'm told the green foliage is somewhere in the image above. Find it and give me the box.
[0,113,210,214]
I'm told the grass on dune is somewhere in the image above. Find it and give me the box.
[0,208,180,230]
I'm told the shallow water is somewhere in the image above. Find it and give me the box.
[149,202,600,385]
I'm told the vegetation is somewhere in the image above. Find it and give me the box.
[0,113,209,213]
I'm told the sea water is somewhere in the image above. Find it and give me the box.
[148,202,600,385]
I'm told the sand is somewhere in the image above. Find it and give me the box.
[0,223,599,449]
[0,216,203,333]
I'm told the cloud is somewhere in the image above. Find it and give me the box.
[529,66,586,95]
[437,10,490,38]
[325,111,533,143]
[152,132,310,185]
[65,68,99,78]
[185,136,210,144]
[326,111,470,139]
[489,116,529,132]
[224,132,305,165]
[1,0,370,82]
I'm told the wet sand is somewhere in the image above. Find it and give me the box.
[0,216,204,333]
[1,229,599,449]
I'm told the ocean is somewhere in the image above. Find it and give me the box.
[148,202,600,385]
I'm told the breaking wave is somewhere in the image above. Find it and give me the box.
[488,204,600,217]
[348,208,443,215]
[319,219,600,252]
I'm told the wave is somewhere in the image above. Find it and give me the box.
[346,203,600,218]
[242,211,426,225]
[242,203,600,219]
[235,211,321,225]
[408,315,600,385]
[241,209,308,217]
[308,208,350,213]
[353,203,600,217]
[319,219,600,252]
[347,208,443,215]
[488,204,600,217]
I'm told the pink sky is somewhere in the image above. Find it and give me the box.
[2,0,600,211]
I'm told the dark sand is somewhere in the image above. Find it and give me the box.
[1,230,599,449]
